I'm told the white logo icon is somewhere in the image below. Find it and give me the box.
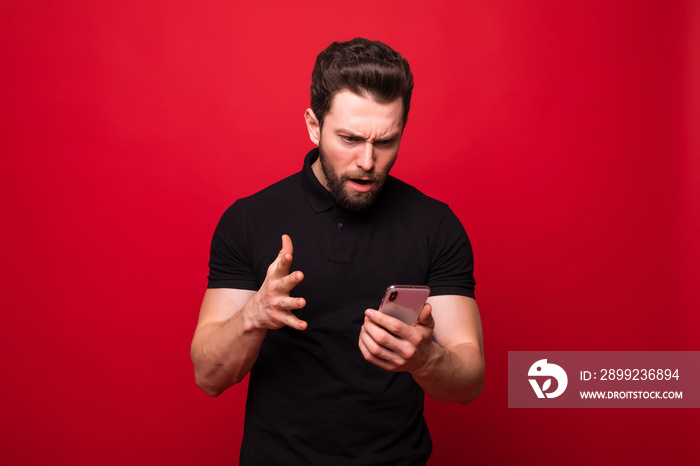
[528,359,568,398]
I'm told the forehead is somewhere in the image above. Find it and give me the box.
[325,90,404,136]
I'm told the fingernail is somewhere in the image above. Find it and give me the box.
[365,309,375,318]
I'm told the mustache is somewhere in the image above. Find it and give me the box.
[341,171,384,182]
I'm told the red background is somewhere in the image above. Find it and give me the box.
[2,1,698,464]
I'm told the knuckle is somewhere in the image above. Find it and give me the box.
[374,332,389,346]
[369,340,384,355]
[360,335,376,353]
[406,333,421,346]
[276,279,288,293]
[270,308,287,322]
[386,320,402,335]
[278,298,292,311]
[290,272,302,286]
[267,260,278,275]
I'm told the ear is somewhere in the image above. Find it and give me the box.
[304,108,321,146]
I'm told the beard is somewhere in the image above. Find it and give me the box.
[318,144,392,213]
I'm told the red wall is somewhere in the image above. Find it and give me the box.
[2,1,698,464]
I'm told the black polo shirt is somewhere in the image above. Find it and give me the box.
[208,148,475,465]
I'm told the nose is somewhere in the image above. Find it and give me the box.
[355,142,375,172]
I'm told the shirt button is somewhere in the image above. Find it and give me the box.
[337,222,343,229]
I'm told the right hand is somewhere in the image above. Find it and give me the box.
[244,234,307,331]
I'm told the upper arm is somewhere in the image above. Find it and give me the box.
[195,288,256,331]
[427,295,483,355]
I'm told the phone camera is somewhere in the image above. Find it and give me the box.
[389,291,398,301]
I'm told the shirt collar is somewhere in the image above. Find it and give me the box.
[301,148,336,213]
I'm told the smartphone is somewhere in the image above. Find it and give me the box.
[378,285,431,325]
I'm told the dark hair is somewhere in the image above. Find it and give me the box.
[310,38,414,128]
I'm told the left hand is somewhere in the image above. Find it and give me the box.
[358,302,435,373]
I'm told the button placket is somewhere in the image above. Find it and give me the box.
[331,215,351,262]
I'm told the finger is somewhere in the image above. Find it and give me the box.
[416,302,434,329]
[278,296,306,310]
[365,309,409,339]
[358,336,380,365]
[281,234,293,256]
[283,311,307,331]
[359,328,399,370]
[362,313,401,351]
[278,270,304,293]
[274,234,294,277]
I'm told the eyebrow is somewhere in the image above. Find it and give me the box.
[336,128,401,141]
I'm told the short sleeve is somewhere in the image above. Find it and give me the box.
[426,207,476,298]
[207,201,259,290]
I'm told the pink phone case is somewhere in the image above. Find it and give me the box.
[378,285,431,325]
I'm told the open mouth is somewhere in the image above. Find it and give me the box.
[347,178,375,193]
[351,178,373,185]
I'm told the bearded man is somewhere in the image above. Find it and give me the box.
[191,37,484,465]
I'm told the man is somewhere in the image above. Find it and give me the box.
[191,38,484,465]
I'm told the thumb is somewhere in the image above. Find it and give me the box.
[280,234,294,256]
[416,302,434,329]
[273,234,294,277]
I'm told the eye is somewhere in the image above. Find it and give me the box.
[341,136,358,143]
[375,139,395,146]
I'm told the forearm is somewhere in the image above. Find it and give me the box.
[191,308,267,397]
[411,342,484,404]
[192,236,307,396]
